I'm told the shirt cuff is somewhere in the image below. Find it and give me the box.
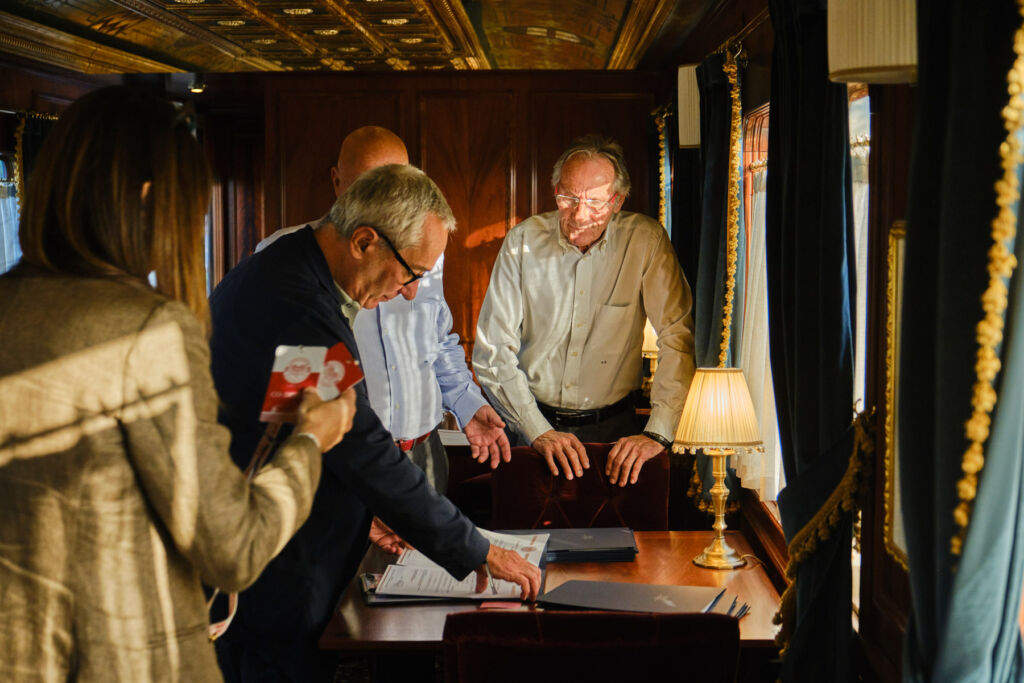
[643,407,680,448]
[519,410,554,445]
[448,389,489,429]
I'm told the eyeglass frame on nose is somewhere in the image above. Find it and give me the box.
[369,226,425,287]
[554,192,619,212]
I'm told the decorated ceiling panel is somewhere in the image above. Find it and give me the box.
[0,0,711,74]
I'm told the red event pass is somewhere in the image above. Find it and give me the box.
[260,342,363,423]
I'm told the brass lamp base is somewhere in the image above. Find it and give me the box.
[693,536,746,569]
[693,447,745,570]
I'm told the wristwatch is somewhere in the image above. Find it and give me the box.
[642,431,671,449]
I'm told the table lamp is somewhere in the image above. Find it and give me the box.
[641,319,658,396]
[674,367,763,569]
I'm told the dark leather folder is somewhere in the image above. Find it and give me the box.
[537,580,725,614]
[500,527,638,562]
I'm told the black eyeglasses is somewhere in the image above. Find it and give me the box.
[373,228,424,286]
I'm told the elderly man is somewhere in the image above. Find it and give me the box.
[211,164,540,682]
[258,127,509,498]
[473,135,695,487]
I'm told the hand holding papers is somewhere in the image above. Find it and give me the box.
[372,530,547,601]
[261,343,363,423]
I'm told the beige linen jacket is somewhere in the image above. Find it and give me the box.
[0,271,321,682]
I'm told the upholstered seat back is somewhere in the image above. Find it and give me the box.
[442,610,740,683]
[489,444,669,530]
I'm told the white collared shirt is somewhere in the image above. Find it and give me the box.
[472,210,695,444]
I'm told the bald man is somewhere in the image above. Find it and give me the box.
[257,127,509,523]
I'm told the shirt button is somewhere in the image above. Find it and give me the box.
[571,351,578,357]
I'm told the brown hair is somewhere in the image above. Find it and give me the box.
[18,86,213,328]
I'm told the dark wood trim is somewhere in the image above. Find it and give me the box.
[738,487,788,594]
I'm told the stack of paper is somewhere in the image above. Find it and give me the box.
[369,529,548,602]
[501,527,638,563]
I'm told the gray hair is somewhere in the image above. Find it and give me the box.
[320,163,455,249]
[550,134,632,199]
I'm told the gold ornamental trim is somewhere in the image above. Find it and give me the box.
[0,10,179,73]
[951,0,1024,557]
[13,111,60,217]
[606,0,676,70]
[653,105,669,228]
[718,48,743,368]
[882,221,909,571]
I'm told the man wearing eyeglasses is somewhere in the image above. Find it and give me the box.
[210,163,540,682]
[256,127,509,513]
[473,135,695,487]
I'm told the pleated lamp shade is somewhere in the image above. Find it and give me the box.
[677,64,700,148]
[827,0,917,84]
[674,368,764,454]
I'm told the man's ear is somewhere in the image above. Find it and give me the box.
[349,225,376,259]
[330,165,343,197]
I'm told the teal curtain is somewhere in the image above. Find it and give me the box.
[691,52,746,509]
[900,1,1024,680]
[694,52,746,369]
[765,0,857,680]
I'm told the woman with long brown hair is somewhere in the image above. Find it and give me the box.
[0,86,355,682]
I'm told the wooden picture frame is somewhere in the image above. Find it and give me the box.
[883,220,908,570]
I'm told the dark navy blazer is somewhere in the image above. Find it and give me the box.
[208,227,487,674]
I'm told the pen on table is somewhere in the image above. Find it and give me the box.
[484,562,498,595]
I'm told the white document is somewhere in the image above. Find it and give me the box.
[375,530,548,600]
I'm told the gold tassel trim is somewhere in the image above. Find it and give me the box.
[772,410,874,655]
[654,107,669,228]
[13,111,59,216]
[718,49,744,368]
[951,1,1024,556]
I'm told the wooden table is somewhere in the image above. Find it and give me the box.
[319,530,781,652]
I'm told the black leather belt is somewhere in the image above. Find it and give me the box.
[537,395,634,428]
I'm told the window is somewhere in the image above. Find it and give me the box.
[734,103,785,508]
[0,153,20,274]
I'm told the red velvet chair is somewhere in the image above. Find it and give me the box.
[442,610,740,683]
[489,444,670,530]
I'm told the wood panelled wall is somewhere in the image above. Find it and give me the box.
[859,83,914,683]
[260,72,672,360]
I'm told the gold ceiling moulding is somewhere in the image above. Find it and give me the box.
[221,0,322,59]
[411,0,490,68]
[606,0,676,70]
[319,0,388,56]
[110,0,279,69]
[0,10,179,74]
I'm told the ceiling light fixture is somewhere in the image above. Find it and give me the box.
[253,38,277,45]
[282,7,313,15]
[314,28,339,36]
[380,18,409,25]
[187,73,206,94]
[399,37,422,44]
[217,19,245,26]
